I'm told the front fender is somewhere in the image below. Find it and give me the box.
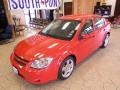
[56,50,75,66]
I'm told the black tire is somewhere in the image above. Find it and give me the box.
[58,56,75,80]
[101,34,110,48]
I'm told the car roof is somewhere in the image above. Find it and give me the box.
[59,14,101,21]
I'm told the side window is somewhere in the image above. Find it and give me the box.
[81,19,94,35]
[94,17,105,29]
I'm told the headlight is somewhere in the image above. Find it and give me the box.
[31,57,53,69]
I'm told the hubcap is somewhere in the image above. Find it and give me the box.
[62,59,74,78]
[104,35,109,47]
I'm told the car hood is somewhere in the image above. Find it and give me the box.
[14,34,69,61]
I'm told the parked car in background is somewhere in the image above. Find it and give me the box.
[10,15,111,84]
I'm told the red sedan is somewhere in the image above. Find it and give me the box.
[10,15,111,84]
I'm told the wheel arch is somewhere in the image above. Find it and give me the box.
[57,54,77,79]
[107,32,110,36]
[68,54,77,66]
[59,54,77,66]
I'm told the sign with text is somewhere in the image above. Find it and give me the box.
[8,0,60,10]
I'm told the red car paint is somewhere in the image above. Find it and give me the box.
[10,15,111,84]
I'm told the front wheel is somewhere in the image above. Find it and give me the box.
[58,57,75,80]
[101,34,110,48]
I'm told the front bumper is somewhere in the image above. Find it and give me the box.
[10,54,58,84]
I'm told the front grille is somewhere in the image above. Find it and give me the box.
[14,54,29,66]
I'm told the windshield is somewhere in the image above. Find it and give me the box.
[39,19,80,40]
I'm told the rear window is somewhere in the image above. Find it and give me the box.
[94,17,106,29]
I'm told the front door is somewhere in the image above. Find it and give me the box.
[74,19,97,63]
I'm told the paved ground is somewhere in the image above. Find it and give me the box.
[0,28,120,90]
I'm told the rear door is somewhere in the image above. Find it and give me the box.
[94,17,110,46]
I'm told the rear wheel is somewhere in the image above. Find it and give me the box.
[58,57,75,80]
[101,34,110,48]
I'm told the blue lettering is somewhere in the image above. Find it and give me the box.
[31,0,35,8]
[49,0,54,7]
[53,0,57,7]
[25,0,30,9]
[9,0,59,10]
[18,0,24,9]
[10,0,18,9]
[35,0,40,8]
[45,0,49,7]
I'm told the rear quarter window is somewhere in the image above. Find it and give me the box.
[94,17,106,29]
